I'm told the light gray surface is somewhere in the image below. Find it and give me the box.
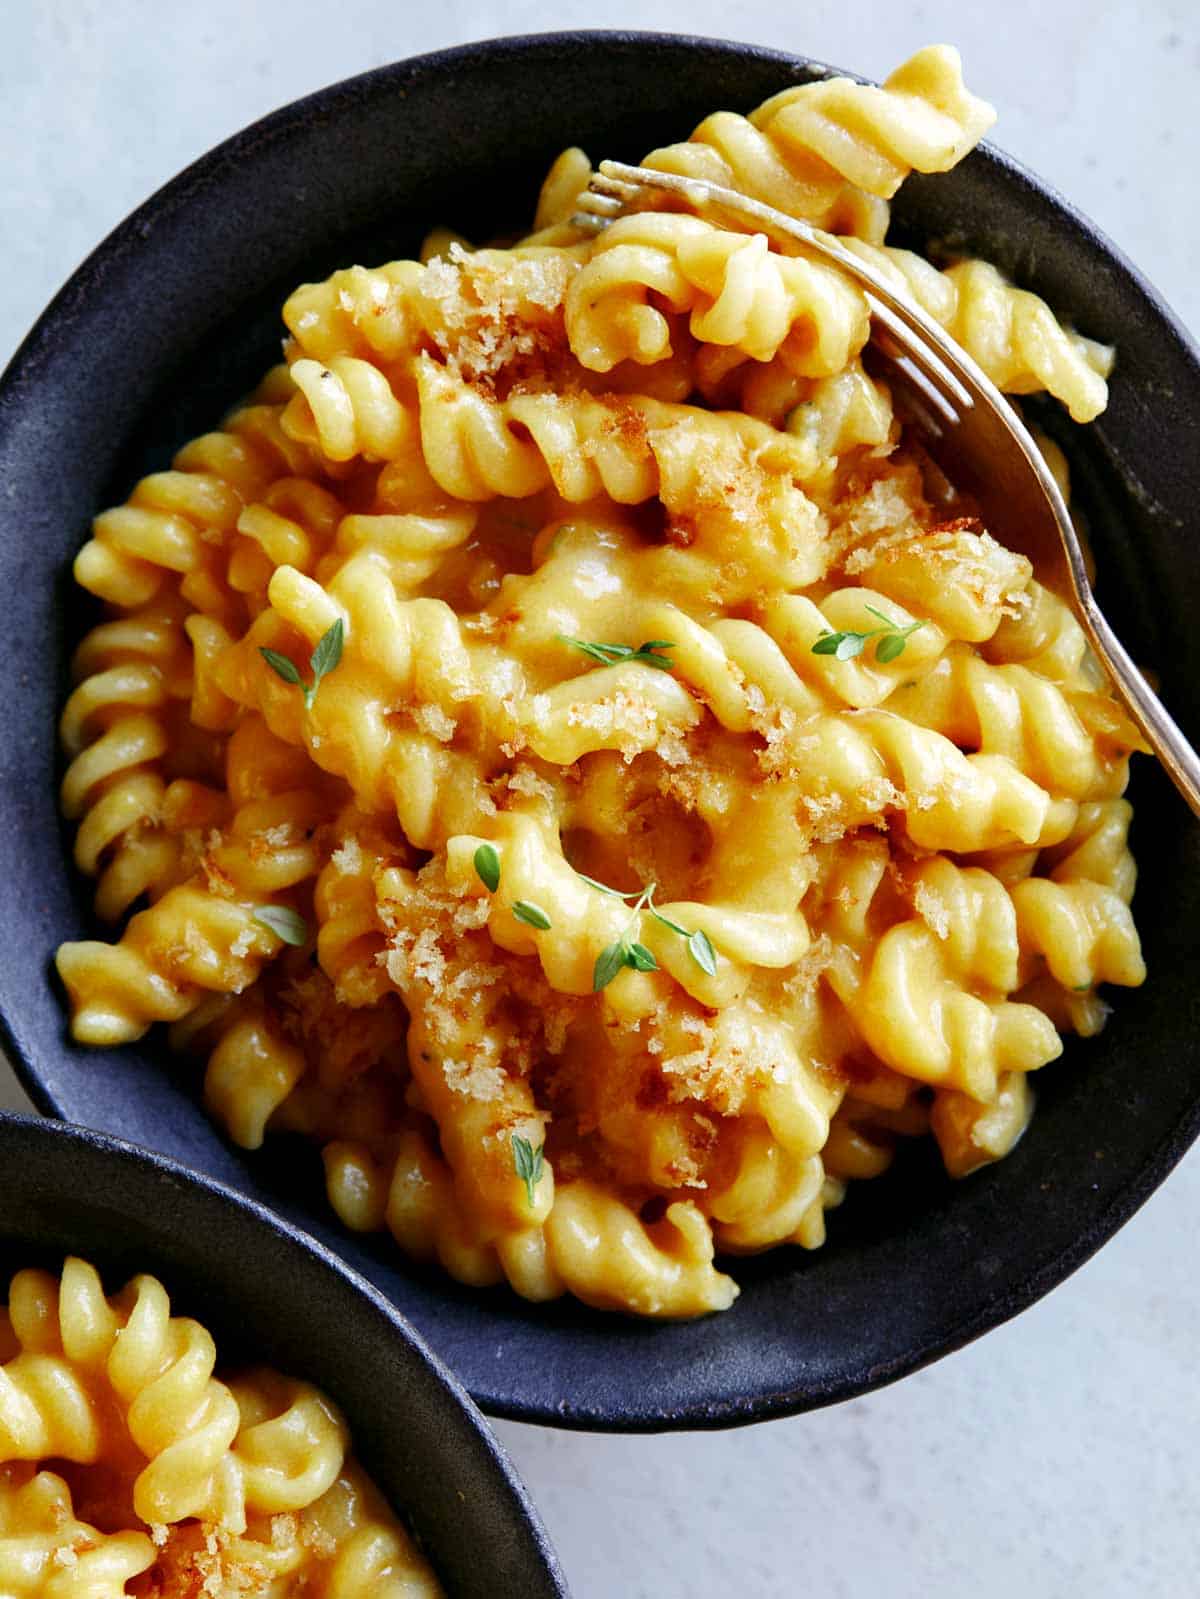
[2,4,1197,1596]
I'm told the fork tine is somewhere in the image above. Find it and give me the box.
[596,160,646,184]
[572,174,638,234]
[867,296,973,414]
[585,162,981,413]
[576,189,625,218]
[583,159,968,415]
[591,166,641,200]
[875,350,960,434]
[571,191,623,233]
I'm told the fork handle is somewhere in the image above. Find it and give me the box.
[1079,597,1200,818]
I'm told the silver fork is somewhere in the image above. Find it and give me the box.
[575,159,1200,818]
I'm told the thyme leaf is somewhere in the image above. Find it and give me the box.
[260,618,346,711]
[812,606,926,665]
[557,635,675,671]
[511,1134,545,1207]
[251,905,308,946]
[512,900,552,930]
[579,869,718,988]
[473,843,501,894]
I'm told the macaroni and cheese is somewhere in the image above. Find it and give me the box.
[56,46,1145,1317]
[0,1257,441,1594]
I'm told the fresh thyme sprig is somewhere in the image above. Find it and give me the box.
[557,635,675,672]
[577,871,718,990]
[512,1134,545,1207]
[251,905,308,946]
[260,618,345,711]
[471,845,551,929]
[811,605,926,665]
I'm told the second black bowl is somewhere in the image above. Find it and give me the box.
[0,1114,567,1595]
[1,31,1198,1428]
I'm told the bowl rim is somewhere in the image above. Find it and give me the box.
[2,28,1198,1433]
[0,1110,569,1587]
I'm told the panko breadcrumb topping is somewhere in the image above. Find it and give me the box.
[419,243,577,385]
[133,1516,304,1598]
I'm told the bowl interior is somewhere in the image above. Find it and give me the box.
[0,1115,566,1595]
[1,31,1198,1429]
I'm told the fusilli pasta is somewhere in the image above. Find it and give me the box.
[55,46,1143,1318]
[0,1259,441,1596]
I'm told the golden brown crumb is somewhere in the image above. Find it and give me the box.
[330,836,363,875]
[135,1517,299,1598]
[419,243,576,387]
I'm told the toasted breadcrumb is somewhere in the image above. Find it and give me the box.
[412,703,458,742]
[420,243,576,383]
[654,730,690,768]
[565,689,662,758]
[331,836,363,876]
[504,765,558,804]
[443,1056,508,1101]
[913,879,951,939]
[138,1516,305,1597]
[783,934,838,999]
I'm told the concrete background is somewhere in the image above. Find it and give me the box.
[2,4,1196,1594]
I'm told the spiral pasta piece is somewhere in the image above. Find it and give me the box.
[643,45,993,242]
[416,351,825,505]
[840,240,1112,421]
[73,374,321,612]
[943,259,1111,423]
[887,643,1143,800]
[749,45,996,197]
[326,1135,737,1318]
[707,1126,832,1252]
[0,1467,155,1598]
[57,727,334,1045]
[325,1129,508,1290]
[284,260,425,364]
[1041,797,1137,901]
[984,578,1095,683]
[565,212,869,373]
[851,851,1143,1098]
[59,601,217,922]
[286,355,414,462]
[1,1261,241,1527]
[523,144,594,246]
[931,1071,1034,1178]
[197,990,310,1150]
[544,1181,737,1317]
[728,358,895,459]
[226,474,348,614]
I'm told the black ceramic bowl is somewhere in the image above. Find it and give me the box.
[0,1114,566,1595]
[1,31,1198,1430]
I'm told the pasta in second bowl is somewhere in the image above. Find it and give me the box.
[3,31,1199,1424]
[0,1114,567,1593]
[0,1257,442,1596]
